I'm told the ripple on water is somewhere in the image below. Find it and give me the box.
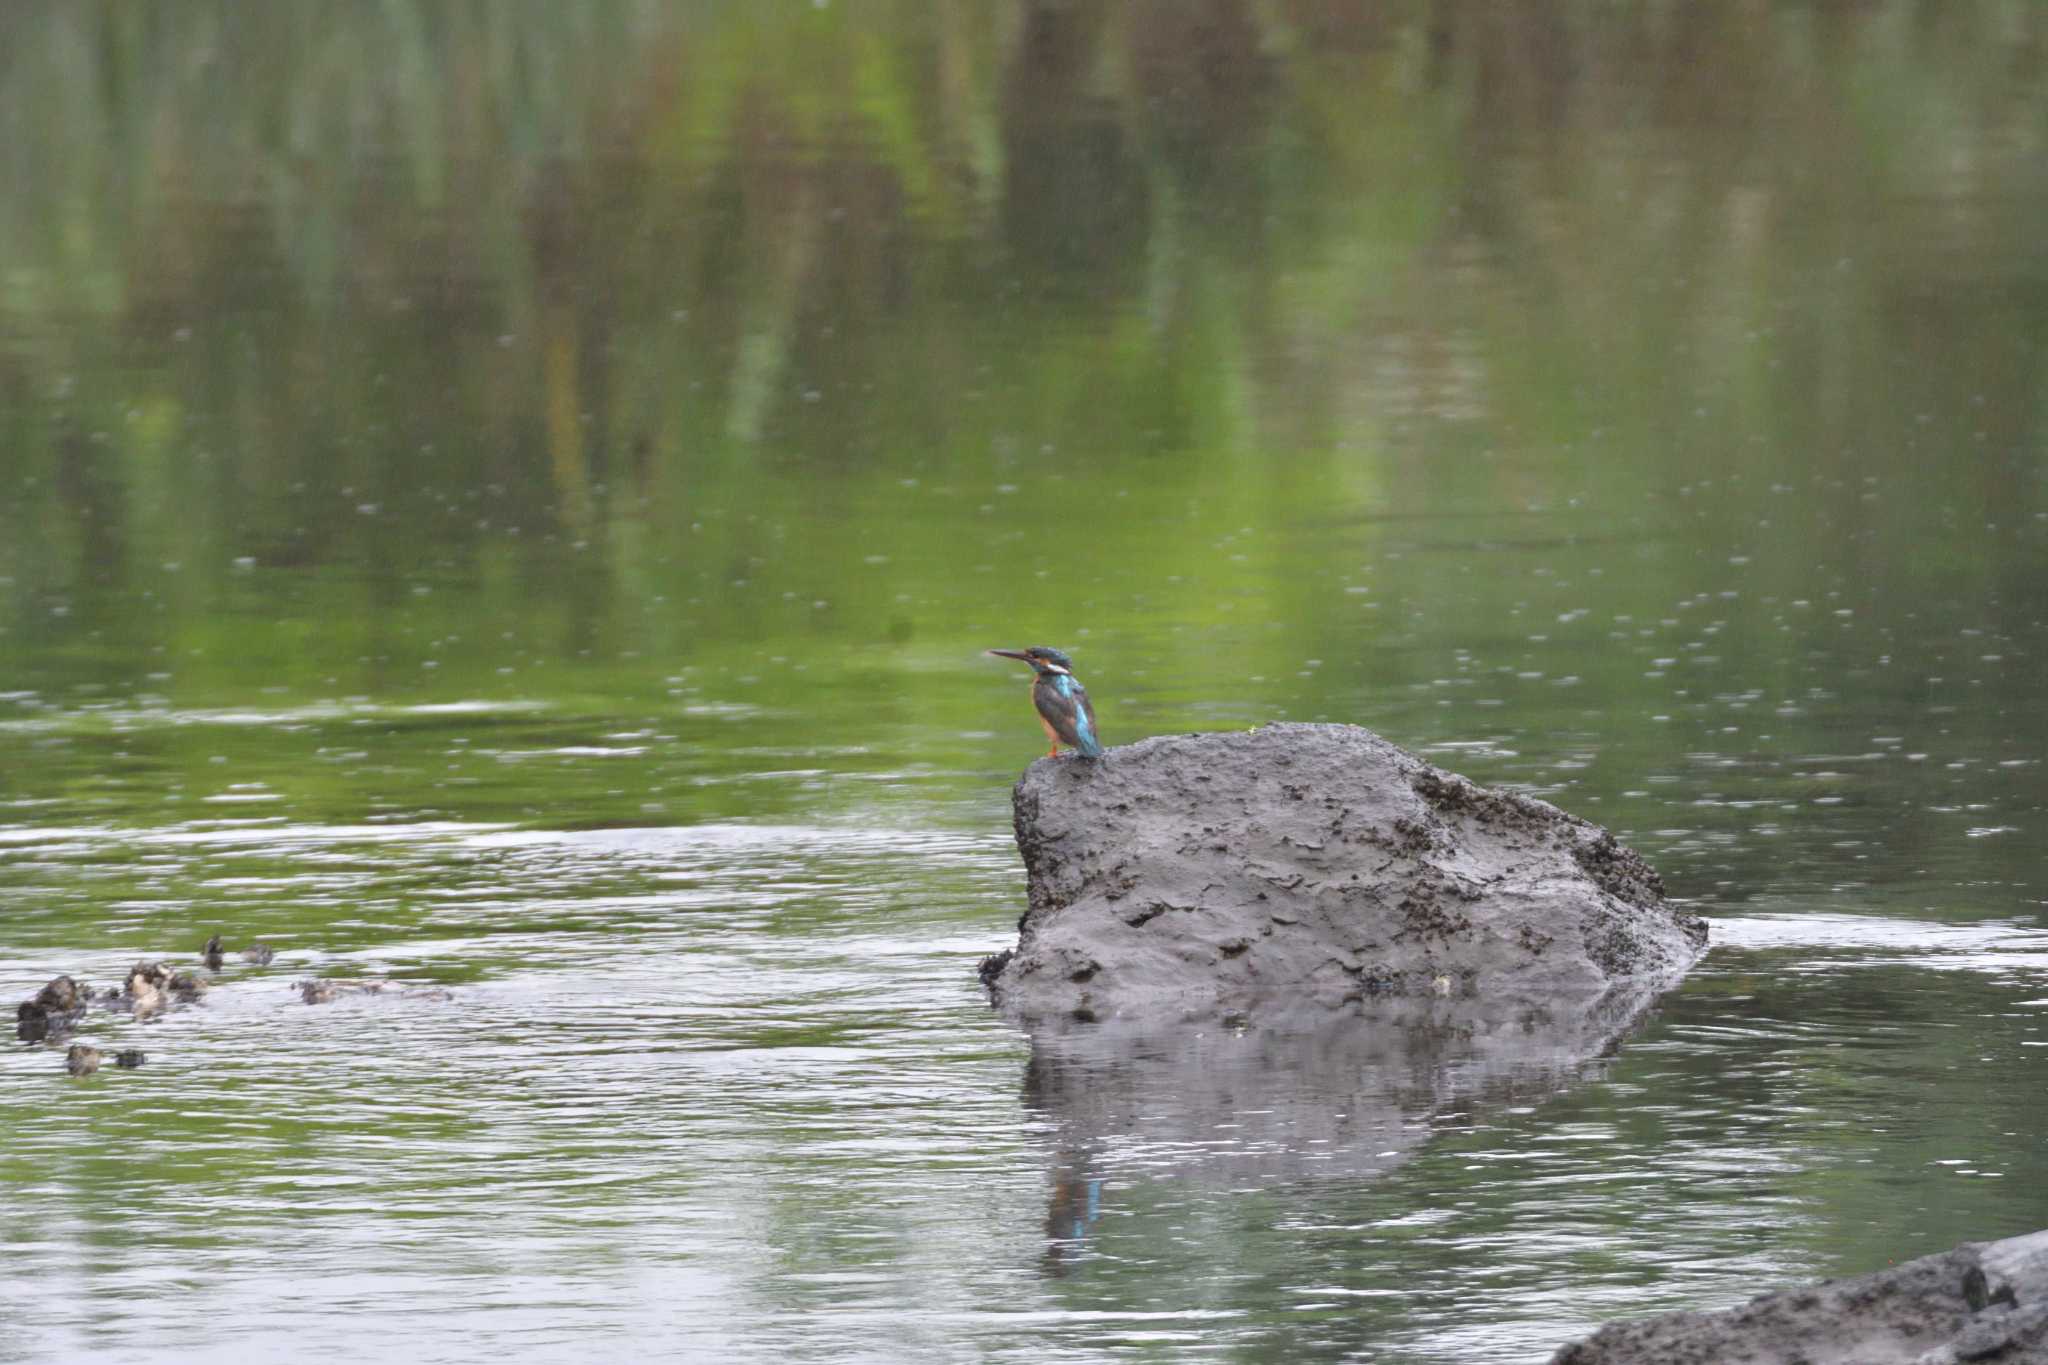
[1,812,1046,1360]
[5,812,2047,1363]
[1709,910,2048,973]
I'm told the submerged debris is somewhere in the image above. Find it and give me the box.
[241,942,276,966]
[297,978,454,1005]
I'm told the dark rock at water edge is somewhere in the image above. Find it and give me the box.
[1552,1228,2048,1364]
[982,723,1707,1022]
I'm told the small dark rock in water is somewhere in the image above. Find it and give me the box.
[120,962,168,1014]
[16,975,90,1042]
[15,1006,54,1043]
[65,1044,101,1076]
[201,934,275,968]
[298,979,348,1005]
[116,961,207,1017]
[112,1049,146,1069]
[31,975,85,1013]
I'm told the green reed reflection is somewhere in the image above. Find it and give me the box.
[3,2,2045,884]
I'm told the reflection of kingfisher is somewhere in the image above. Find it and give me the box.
[987,646,1103,760]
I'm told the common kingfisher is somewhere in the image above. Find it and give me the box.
[987,646,1104,760]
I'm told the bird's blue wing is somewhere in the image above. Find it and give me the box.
[1039,675,1103,758]
[1070,682,1102,757]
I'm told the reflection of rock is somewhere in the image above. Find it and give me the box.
[297,978,453,1005]
[986,724,1706,1022]
[1551,1228,2048,1365]
[1022,976,1669,1197]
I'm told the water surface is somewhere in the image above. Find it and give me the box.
[3,5,2047,1362]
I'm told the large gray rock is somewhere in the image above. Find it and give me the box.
[1551,1229,2048,1365]
[982,723,1706,1022]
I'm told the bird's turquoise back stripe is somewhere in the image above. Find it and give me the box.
[1058,675,1100,753]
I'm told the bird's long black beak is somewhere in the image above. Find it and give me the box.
[985,649,1032,662]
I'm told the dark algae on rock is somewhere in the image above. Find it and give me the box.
[982,723,1707,1022]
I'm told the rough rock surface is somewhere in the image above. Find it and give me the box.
[1551,1229,2048,1365]
[982,723,1706,1022]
